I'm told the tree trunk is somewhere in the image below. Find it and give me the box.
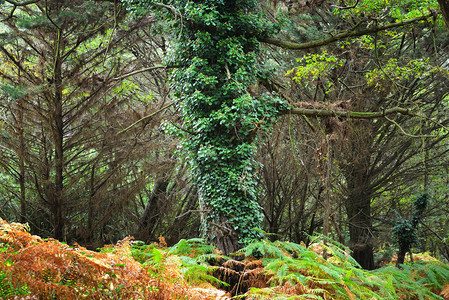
[323,137,332,238]
[17,97,27,223]
[87,164,96,239]
[395,244,408,267]
[344,171,375,269]
[52,30,65,241]
[169,186,199,242]
[212,218,241,256]
[438,0,449,30]
[198,192,242,256]
[136,179,169,242]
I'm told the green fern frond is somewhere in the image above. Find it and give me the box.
[264,257,291,276]
[0,271,29,297]
[421,266,440,288]
[373,262,447,299]
[240,239,286,258]
[317,264,342,281]
[0,272,13,297]
[178,258,228,286]
[130,243,159,264]
[414,261,449,289]
[236,286,277,299]
[293,294,325,300]
[281,272,308,285]
[168,238,215,256]
[241,286,326,300]
[274,240,307,258]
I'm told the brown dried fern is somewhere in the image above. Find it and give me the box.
[441,284,449,300]
[0,218,225,299]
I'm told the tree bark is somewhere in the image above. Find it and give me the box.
[288,106,415,119]
[198,191,241,255]
[17,95,27,223]
[136,179,169,242]
[395,244,409,267]
[344,164,375,270]
[52,29,65,241]
[261,14,433,50]
[438,0,449,29]
[212,219,240,256]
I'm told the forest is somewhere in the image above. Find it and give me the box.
[1,0,449,298]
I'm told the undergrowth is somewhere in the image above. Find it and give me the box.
[237,238,449,299]
[1,217,448,300]
[0,218,224,299]
[129,237,227,287]
[0,269,30,298]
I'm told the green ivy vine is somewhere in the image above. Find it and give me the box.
[393,192,428,267]
[125,0,287,252]
[167,0,289,252]
[122,0,286,252]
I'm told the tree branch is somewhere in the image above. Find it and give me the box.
[116,101,174,135]
[331,0,360,10]
[287,105,449,138]
[422,221,449,260]
[287,106,416,119]
[384,115,435,138]
[175,209,210,219]
[4,0,39,5]
[261,13,434,50]
[111,65,168,81]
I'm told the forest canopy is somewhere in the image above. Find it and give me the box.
[0,0,449,276]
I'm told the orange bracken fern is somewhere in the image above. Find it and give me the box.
[0,218,228,299]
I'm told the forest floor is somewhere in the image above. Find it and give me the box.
[1,217,449,299]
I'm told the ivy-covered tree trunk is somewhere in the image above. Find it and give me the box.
[394,193,428,268]
[396,244,409,267]
[165,0,284,253]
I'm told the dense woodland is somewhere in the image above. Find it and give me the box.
[1,0,449,297]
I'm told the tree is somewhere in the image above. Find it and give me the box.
[276,0,449,268]
[393,193,428,267]
[255,116,325,244]
[2,0,449,264]
[123,0,449,257]
[0,0,175,245]
[164,0,289,254]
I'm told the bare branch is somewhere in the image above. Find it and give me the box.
[287,105,449,138]
[175,209,210,219]
[331,0,360,10]
[111,65,167,81]
[0,144,14,153]
[1,5,16,21]
[288,106,416,119]
[116,101,174,135]
[1,0,40,20]
[261,13,434,50]
[384,115,436,138]
[4,0,39,5]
